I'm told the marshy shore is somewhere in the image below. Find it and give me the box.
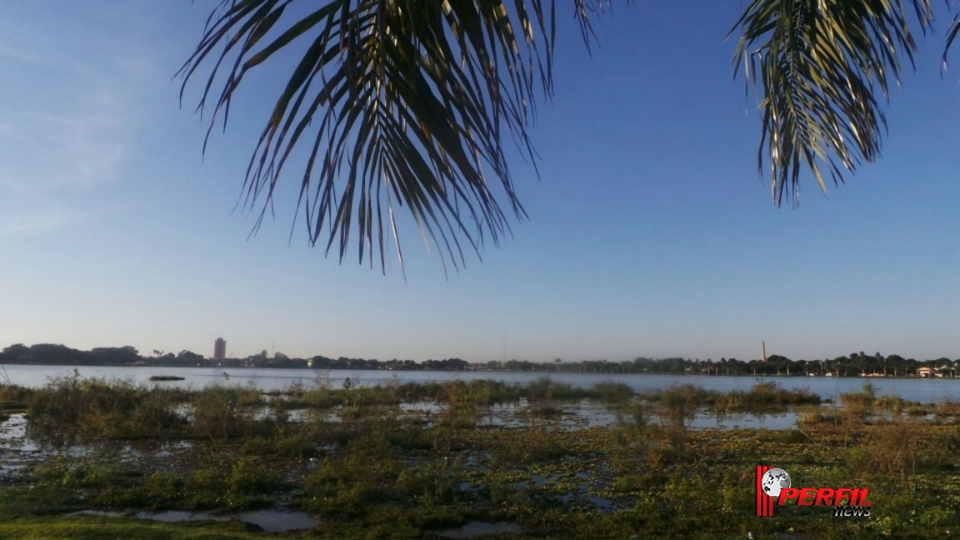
[1,375,958,538]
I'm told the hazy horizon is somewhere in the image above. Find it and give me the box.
[3,340,957,366]
[2,1,959,363]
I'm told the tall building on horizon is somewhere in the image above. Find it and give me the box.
[214,338,226,360]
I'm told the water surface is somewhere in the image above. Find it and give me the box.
[2,364,957,402]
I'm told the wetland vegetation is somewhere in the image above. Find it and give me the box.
[1,375,959,538]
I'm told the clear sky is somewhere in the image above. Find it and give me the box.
[2,1,959,363]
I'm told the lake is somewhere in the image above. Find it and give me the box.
[3,364,959,402]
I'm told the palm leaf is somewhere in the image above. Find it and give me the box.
[945,11,960,68]
[179,0,608,276]
[731,0,934,207]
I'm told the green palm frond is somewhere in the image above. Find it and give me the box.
[732,0,934,207]
[179,0,584,276]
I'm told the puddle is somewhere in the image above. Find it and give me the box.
[558,487,618,511]
[102,398,832,433]
[135,510,222,523]
[0,413,95,471]
[412,400,805,432]
[401,402,443,414]
[438,521,525,539]
[154,440,194,459]
[77,509,319,532]
[0,413,32,451]
[74,510,223,523]
[479,407,525,429]
[564,401,619,429]
[254,407,307,423]
[0,463,27,475]
[74,510,124,518]
[237,510,320,532]
[686,412,801,430]
[283,409,307,423]
[479,401,803,431]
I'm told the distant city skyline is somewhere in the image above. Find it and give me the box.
[1,2,958,363]
[2,340,959,365]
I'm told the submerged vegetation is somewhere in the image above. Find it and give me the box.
[1,377,959,538]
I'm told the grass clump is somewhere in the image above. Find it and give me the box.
[526,377,583,402]
[710,382,820,414]
[0,384,31,414]
[591,381,634,404]
[840,383,877,418]
[27,375,188,439]
[875,394,910,414]
[649,384,705,426]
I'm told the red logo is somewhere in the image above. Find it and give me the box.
[755,466,872,518]
[755,465,780,516]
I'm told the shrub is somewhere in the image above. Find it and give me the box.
[592,381,634,404]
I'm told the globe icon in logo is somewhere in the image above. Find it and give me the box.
[761,468,791,497]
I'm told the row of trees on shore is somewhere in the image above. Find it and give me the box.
[1,343,958,377]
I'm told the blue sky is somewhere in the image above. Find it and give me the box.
[1,1,959,363]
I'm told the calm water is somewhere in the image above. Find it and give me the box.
[2,364,959,403]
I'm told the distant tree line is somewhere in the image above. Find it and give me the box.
[0,344,474,372]
[0,344,145,366]
[1,344,957,377]
[542,353,958,378]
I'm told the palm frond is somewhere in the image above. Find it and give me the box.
[179,0,606,276]
[732,0,933,207]
[945,11,960,69]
